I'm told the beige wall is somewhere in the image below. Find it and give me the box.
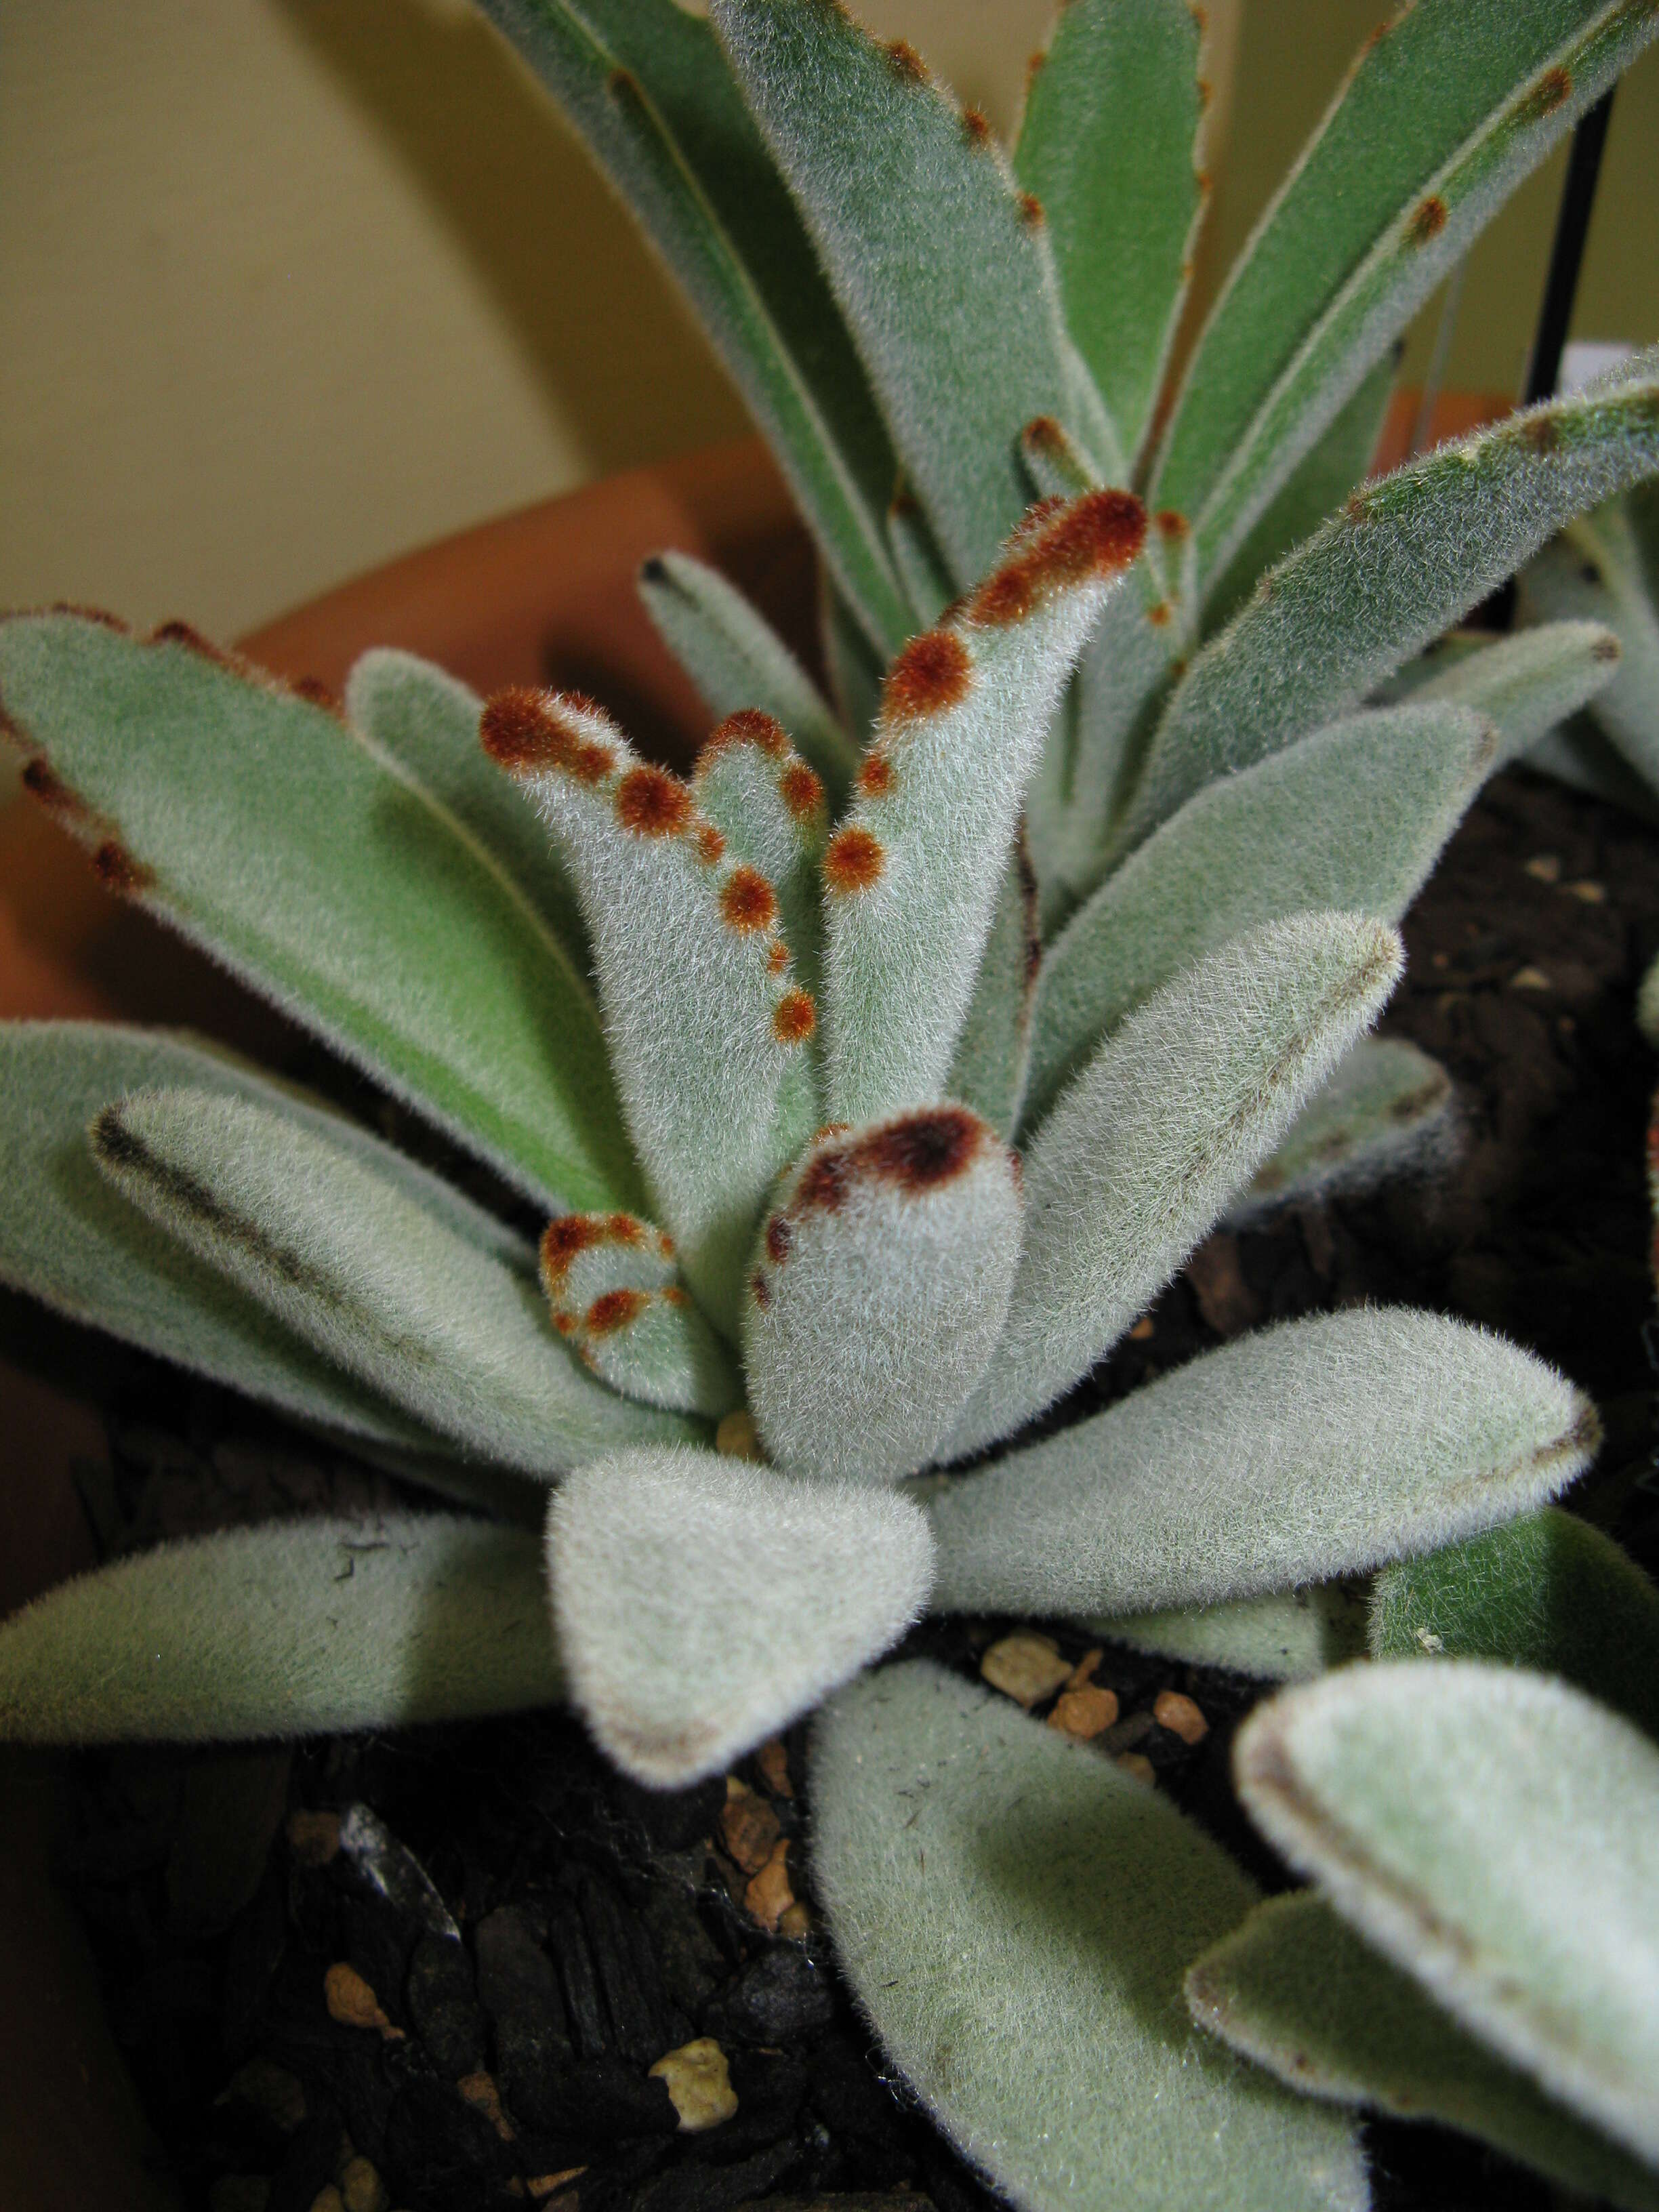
[3,0,1654,642]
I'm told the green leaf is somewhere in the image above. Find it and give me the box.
[344,647,589,966]
[811,1662,1368,2212]
[1188,1894,1659,2212]
[538,1211,741,1419]
[0,1515,562,1743]
[713,0,1118,585]
[933,1307,1593,1617]
[0,613,636,1212]
[945,834,1038,1139]
[743,1107,1021,1483]
[1028,703,1491,1125]
[1018,413,1105,501]
[691,708,828,1008]
[951,914,1401,1454]
[637,552,859,806]
[1370,1507,1659,1739]
[1520,503,1659,785]
[1231,1038,1456,1223]
[1125,360,1659,846]
[1096,1585,1370,1685]
[821,578,887,748]
[1406,617,1624,767]
[91,1086,695,1477]
[1236,1661,1659,2169]
[884,489,956,630]
[548,1446,933,1785]
[476,0,909,650]
[482,689,818,1334]
[1155,1,1659,588]
[1014,0,1206,462]
[823,490,1146,1126]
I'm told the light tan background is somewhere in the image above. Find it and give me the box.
[3,0,1656,641]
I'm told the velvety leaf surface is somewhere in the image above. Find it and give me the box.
[811,1663,1368,2212]
[1521,503,1659,785]
[885,489,956,629]
[945,835,1039,1139]
[1406,617,1624,767]
[538,1211,742,1418]
[1096,1585,1370,1685]
[691,708,828,1007]
[1229,1037,1456,1222]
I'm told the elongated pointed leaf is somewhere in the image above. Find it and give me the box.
[548,1447,933,1785]
[951,914,1401,1454]
[344,647,589,964]
[743,1107,1021,1483]
[1156,1,1659,586]
[691,708,827,1005]
[811,1663,1367,2212]
[1029,705,1490,1123]
[822,578,886,748]
[1521,504,1659,783]
[1408,617,1623,766]
[884,491,954,629]
[0,1515,561,1743]
[476,0,908,649]
[1018,413,1104,502]
[482,689,817,1332]
[1126,357,1659,846]
[1370,1507,1659,1738]
[1097,1584,1370,1685]
[638,552,859,804]
[1014,0,1205,462]
[0,613,636,1210]
[538,1211,741,1418]
[1230,1037,1456,1223]
[823,491,1145,1124]
[1189,1894,1659,2212]
[92,1087,694,1476]
[933,1307,1593,1617]
[946,836,1038,1139]
[1236,1662,1659,2168]
[714,0,1118,584]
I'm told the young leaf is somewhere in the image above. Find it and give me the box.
[481,689,817,1334]
[1370,1507,1659,1739]
[475,0,909,650]
[0,1515,562,1743]
[811,1662,1368,2212]
[1014,0,1206,464]
[538,1212,741,1419]
[1096,1584,1370,1685]
[1520,504,1659,785]
[1028,703,1491,1123]
[548,1446,933,1786]
[712,0,1119,585]
[743,1107,1021,1483]
[691,708,828,1006]
[1155,1,1659,586]
[1229,1037,1456,1223]
[1406,617,1624,767]
[951,914,1401,1454]
[823,489,1146,1126]
[1018,413,1105,501]
[1124,358,1659,847]
[945,835,1039,1139]
[821,575,886,747]
[91,1086,696,1476]
[1188,1894,1659,2212]
[344,647,589,964]
[0,612,638,1212]
[1235,1662,1659,2169]
[884,490,956,629]
[933,1307,1594,1617]
[638,552,859,804]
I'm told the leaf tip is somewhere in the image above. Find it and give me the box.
[968,489,1147,626]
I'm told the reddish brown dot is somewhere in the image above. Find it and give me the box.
[1025,415,1065,457]
[857,751,895,798]
[1155,508,1190,542]
[773,989,817,1046]
[798,1150,851,1213]
[814,1123,851,1143]
[969,489,1147,626]
[616,765,693,838]
[705,708,787,760]
[1147,600,1172,628]
[824,826,885,895]
[1407,194,1448,246]
[1197,75,1213,110]
[91,841,155,895]
[766,940,790,975]
[696,821,726,866]
[553,1313,575,1336]
[765,1214,794,1263]
[605,1213,644,1244]
[883,629,972,722]
[961,105,992,148]
[586,1288,647,1336]
[720,865,777,933]
[884,37,927,82]
[1191,2,1208,30]
[660,1231,676,1257]
[1533,64,1572,116]
[1344,489,1372,525]
[1017,192,1045,229]
[1025,47,1046,89]
[150,619,232,668]
[856,1107,985,1193]
[571,737,616,784]
[1195,168,1212,197]
[541,1214,604,1281]
[663,1284,687,1307]
[1593,635,1622,664]
[750,1269,771,1309]
[480,689,566,776]
[1522,411,1561,454]
[779,761,824,819]
[291,674,340,714]
[20,756,87,821]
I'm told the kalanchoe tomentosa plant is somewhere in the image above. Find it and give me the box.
[3,3,1659,2209]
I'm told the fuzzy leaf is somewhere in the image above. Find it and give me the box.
[0,1515,561,1743]
[743,1107,1021,1483]
[1014,0,1205,464]
[1018,413,1105,501]
[884,491,956,630]
[1229,1038,1456,1223]
[691,708,828,1006]
[1155,1,1659,586]
[821,578,886,747]
[1407,617,1624,767]
[1235,1661,1659,2169]
[91,1086,694,1476]
[1125,355,1659,847]
[1188,1894,1659,2212]
[637,552,859,804]
[945,836,1038,1139]
[1521,503,1659,784]
[548,1446,933,1785]
[951,914,1401,1454]
[344,647,589,964]
[476,0,908,649]
[823,490,1145,1126]
[713,0,1118,585]
[1029,705,1490,1124]
[1370,1507,1659,1738]
[1096,1585,1370,1685]
[481,689,817,1334]
[538,1212,741,1418]
[811,1662,1368,2212]
[0,613,636,1210]
[934,1307,1593,1617]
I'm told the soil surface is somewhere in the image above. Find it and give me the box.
[26,764,1659,2212]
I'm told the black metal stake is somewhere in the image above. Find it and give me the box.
[1523,86,1617,405]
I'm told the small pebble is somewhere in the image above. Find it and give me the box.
[756,1735,794,1799]
[1524,853,1561,883]
[456,2070,516,2143]
[527,2170,588,2201]
[980,1631,1070,1708]
[218,2057,306,2133]
[745,1837,796,1933]
[1116,1753,1156,1784]
[1128,1315,1155,1341]
[1511,965,1551,991]
[715,1410,763,1460]
[777,1900,813,1941]
[1153,1689,1208,1744]
[1065,1647,1103,1691]
[324,1962,403,2040]
[1565,878,1606,903]
[1048,1685,1120,1740]
[287,1809,341,1866]
[339,2157,388,2212]
[720,1779,783,1874]
[649,2038,739,2133]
